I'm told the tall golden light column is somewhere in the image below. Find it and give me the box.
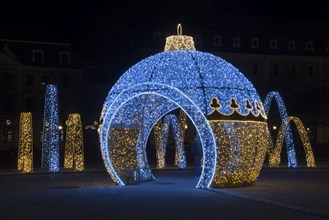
[64,113,84,171]
[108,127,140,184]
[17,112,33,173]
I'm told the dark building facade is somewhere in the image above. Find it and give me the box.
[81,14,328,146]
[0,12,328,157]
[0,26,86,152]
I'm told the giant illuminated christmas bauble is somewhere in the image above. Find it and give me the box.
[99,25,270,188]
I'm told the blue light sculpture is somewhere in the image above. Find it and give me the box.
[154,114,186,169]
[99,25,270,188]
[41,84,60,172]
[263,91,297,167]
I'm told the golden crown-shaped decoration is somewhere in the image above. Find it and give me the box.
[164,24,196,52]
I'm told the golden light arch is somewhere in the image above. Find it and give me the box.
[270,116,316,168]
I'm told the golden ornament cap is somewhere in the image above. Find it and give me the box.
[164,24,196,52]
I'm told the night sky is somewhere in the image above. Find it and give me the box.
[1,0,328,49]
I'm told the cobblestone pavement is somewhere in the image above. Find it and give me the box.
[1,167,328,220]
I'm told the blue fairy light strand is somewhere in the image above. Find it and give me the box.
[263,91,297,168]
[41,84,60,172]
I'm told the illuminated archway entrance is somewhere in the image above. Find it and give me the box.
[99,25,269,189]
[99,83,217,189]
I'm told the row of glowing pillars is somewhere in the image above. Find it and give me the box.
[39,118,312,145]
[18,112,85,173]
[5,118,313,132]
[11,118,312,136]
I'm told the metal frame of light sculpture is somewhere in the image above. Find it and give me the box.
[64,113,84,171]
[154,114,186,169]
[17,112,33,173]
[263,91,298,167]
[271,116,316,167]
[99,25,269,189]
[41,84,60,172]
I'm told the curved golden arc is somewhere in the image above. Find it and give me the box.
[269,116,316,167]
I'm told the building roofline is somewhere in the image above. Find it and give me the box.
[0,38,71,46]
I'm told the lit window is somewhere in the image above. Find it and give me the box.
[32,49,45,63]
[305,41,314,51]
[288,40,296,50]
[269,39,278,49]
[213,35,222,47]
[59,51,71,64]
[251,37,259,48]
[232,37,241,48]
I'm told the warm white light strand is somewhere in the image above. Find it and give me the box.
[270,116,316,167]
[154,114,186,169]
[17,112,33,173]
[64,113,84,171]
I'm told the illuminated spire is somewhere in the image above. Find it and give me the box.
[164,24,196,52]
